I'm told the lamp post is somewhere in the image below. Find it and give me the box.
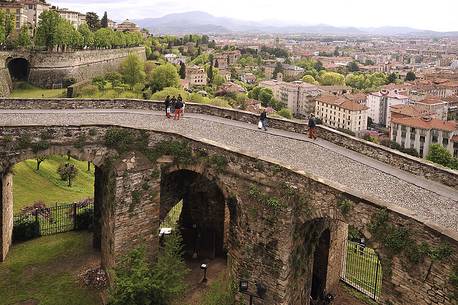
[200,264,208,283]
[239,280,266,305]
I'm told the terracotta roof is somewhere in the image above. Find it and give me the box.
[391,117,456,132]
[416,96,447,105]
[390,104,432,118]
[317,95,368,111]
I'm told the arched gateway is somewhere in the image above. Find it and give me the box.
[0,124,456,305]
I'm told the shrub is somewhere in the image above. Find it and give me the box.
[200,274,236,305]
[75,209,94,231]
[79,84,99,97]
[104,128,135,153]
[13,217,40,242]
[277,108,292,119]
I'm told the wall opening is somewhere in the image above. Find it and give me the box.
[7,58,29,82]
[311,228,330,301]
[160,170,227,260]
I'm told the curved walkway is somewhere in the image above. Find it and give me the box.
[1,109,457,232]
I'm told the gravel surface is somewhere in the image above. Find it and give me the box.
[2,109,457,232]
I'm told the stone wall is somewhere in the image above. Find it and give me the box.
[0,125,457,305]
[0,98,456,188]
[0,47,145,91]
[0,173,13,261]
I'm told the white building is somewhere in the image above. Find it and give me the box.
[413,96,449,121]
[19,0,50,33]
[366,90,412,127]
[316,95,369,133]
[391,116,457,158]
[56,8,86,28]
[259,76,322,117]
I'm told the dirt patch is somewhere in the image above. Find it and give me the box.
[332,283,374,305]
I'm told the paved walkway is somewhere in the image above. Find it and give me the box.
[1,109,457,232]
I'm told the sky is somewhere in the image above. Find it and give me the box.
[52,0,458,32]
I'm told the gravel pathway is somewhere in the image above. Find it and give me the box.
[1,109,457,232]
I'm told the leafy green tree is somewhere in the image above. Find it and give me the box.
[207,64,214,84]
[278,108,292,119]
[120,53,146,89]
[94,28,112,48]
[78,24,94,48]
[318,71,345,86]
[259,88,273,106]
[4,12,14,37]
[101,11,108,28]
[17,26,32,48]
[347,61,360,72]
[405,71,416,81]
[272,62,283,79]
[35,10,61,50]
[427,144,454,168]
[387,72,398,84]
[55,19,74,51]
[86,12,100,31]
[0,11,6,46]
[148,63,180,92]
[179,61,186,79]
[302,75,318,85]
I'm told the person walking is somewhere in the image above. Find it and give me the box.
[259,110,268,131]
[170,96,177,115]
[178,94,185,117]
[308,113,317,140]
[164,95,171,118]
[174,98,184,120]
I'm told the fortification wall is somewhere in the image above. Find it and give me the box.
[0,68,11,97]
[28,47,146,88]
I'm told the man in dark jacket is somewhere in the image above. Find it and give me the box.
[174,99,184,120]
[164,95,171,118]
[259,110,268,131]
[308,113,317,140]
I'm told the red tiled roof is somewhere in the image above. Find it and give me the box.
[317,95,368,111]
[391,117,456,132]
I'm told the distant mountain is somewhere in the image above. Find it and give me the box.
[133,11,458,36]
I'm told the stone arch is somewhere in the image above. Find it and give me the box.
[7,57,30,82]
[160,165,233,259]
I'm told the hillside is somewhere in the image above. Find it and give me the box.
[13,156,95,213]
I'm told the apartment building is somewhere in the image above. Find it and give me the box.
[413,96,449,121]
[259,77,322,117]
[390,116,457,158]
[19,0,50,32]
[213,50,241,70]
[316,94,369,133]
[186,66,207,87]
[0,1,27,31]
[56,8,85,28]
[366,90,411,126]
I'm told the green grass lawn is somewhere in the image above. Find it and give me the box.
[10,83,66,98]
[343,241,382,300]
[0,231,102,305]
[13,156,95,213]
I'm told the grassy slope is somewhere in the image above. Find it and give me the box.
[10,85,66,98]
[13,156,95,213]
[0,232,101,305]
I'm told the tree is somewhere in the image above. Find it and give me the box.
[101,12,108,28]
[86,12,100,31]
[120,53,146,89]
[58,163,78,187]
[405,71,416,81]
[17,26,32,49]
[259,88,273,106]
[35,10,61,50]
[387,72,398,84]
[108,233,188,305]
[179,61,186,79]
[78,24,94,48]
[207,64,214,84]
[148,63,180,93]
[318,71,345,86]
[278,108,292,119]
[0,11,6,46]
[4,12,14,37]
[427,144,454,168]
[272,62,283,79]
[347,61,360,72]
[302,75,318,85]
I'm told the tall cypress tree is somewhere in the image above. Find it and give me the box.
[101,12,108,28]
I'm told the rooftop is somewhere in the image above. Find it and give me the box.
[391,116,456,132]
[317,94,369,111]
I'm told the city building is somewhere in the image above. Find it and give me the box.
[241,73,256,84]
[55,8,86,28]
[316,94,369,133]
[366,90,412,127]
[186,66,207,87]
[390,116,457,158]
[18,0,50,33]
[259,75,322,117]
[413,96,449,121]
[107,19,117,29]
[0,1,28,31]
[117,19,140,32]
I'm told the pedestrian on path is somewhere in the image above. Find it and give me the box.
[170,96,177,115]
[259,110,268,131]
[308,113,317,140]
[178,94,185,117]
[174,98,184,120]
[164,95,171,118]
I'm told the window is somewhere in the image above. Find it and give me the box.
[443,138,449,146]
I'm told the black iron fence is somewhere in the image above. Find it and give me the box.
[341,240,382,301]
[13,201,94,242]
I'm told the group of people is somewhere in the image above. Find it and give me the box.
[258,110,318,140]
[164,95,185,120]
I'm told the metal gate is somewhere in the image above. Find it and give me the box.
[341,239,382,301]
